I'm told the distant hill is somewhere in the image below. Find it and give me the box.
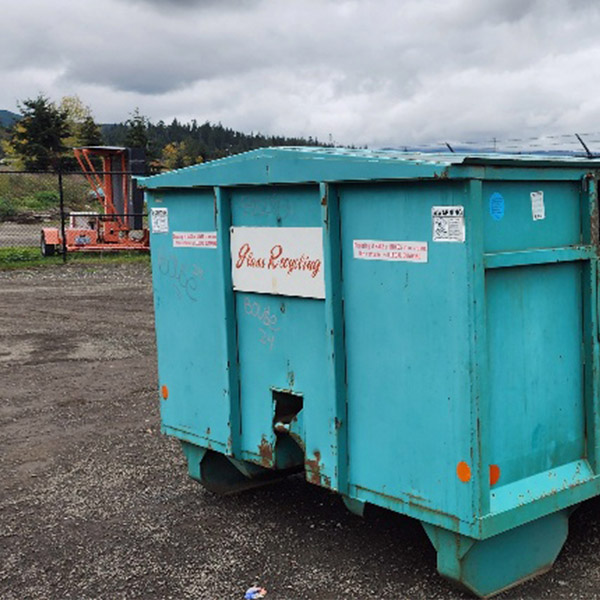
[0,109,21,128]
[101,119,332,165]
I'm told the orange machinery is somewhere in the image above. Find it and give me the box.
[41,146,149,256]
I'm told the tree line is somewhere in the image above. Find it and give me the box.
[0,94,332,172]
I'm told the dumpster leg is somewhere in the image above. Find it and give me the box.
[181,442,301,495]
[342,496,366,517]
[422,509,570,598]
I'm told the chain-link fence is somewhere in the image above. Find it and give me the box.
[0,171,65,249]
[0,168,148,261]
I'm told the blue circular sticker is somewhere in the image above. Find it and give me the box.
[489,192,505,221]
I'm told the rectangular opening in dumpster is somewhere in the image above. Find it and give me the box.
[272,389,303,431]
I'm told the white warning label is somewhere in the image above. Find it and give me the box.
[353,240,428,263]
[432,206,465,243]
[531,191,545,221]
[173,231,217,248]
[150,207,169,234]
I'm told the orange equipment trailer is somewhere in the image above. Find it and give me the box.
[41,146,149,256]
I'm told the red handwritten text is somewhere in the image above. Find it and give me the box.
[236,243,321,278]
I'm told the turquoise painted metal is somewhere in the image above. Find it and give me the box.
[139,148,600,597]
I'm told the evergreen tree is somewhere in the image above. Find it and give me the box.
[124,108,149,150]
[8,94,69,170]
[78,115,103,146]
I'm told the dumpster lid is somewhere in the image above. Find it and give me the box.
[137,146,600,190]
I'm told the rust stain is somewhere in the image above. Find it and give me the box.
[353,484,460,525]
[305,450,322,485]
[258,436,274,467]
[304,452,332,489]
[321,191,328,206]
[591,184,600,252]
[406,492,428,503]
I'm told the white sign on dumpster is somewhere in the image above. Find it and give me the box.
[151,207,169,233]
[230,226,325,299]
[353,240,428,262]
[173,231,217,248]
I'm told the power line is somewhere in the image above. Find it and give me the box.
[393,132,600,155]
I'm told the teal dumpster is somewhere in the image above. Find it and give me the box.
[139,148,600,597]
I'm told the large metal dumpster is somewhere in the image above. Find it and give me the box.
[139,148,600,597]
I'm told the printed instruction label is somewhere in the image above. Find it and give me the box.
[531,191,545,221]
[172,231,217,248]
[151,207,169,233]
[353,240,428,263]
[432,206,465,242]
[230,226,325,299]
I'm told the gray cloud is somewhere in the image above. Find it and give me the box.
[2,0,600,147]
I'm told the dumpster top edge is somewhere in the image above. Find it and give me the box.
[137,146,600,190]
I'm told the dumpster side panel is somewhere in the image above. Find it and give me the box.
[230,186,330,474]
[482,181,581,253]
[485,263,584,487]
[148,190,231,450]
[339,182,475,523]
[482,179,591,515]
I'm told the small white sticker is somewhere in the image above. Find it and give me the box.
[151,207,169,233]
[173,231,217,248]
[432,206,465,242]
[353,240,428,263]
[531,191,545,221]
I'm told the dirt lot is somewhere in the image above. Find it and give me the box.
[3,262,600,599]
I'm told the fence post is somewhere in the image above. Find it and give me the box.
[58,164,67,263]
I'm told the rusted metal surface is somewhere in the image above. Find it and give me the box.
[258,436,274,468]
[587,174,599,251]
[305,451,332,489]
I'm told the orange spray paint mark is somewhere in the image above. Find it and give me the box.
[161,385,169,400]
[489,464,500,486]
[457,461,471,483]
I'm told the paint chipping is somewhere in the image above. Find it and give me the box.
[305,450,331,488]
[258,436,274,467]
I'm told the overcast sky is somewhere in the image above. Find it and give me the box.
[2,0,600,149]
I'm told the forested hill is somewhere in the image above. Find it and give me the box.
[0,110,21,128]
[102,119,330,166]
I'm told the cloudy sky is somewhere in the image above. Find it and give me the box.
[2,0,600,149]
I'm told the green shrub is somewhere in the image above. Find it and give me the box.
[20,190,60,211]
[0,197,17,220]
[0,247,41,262]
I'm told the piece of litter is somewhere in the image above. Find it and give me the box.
[244,586,267,599]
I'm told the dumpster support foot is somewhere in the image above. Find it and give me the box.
[422,509,570,598]
[181,442,300,495]
[342,496,366,517]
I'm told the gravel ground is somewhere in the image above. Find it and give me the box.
[3,262,600,599]
[0,221,52,247]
